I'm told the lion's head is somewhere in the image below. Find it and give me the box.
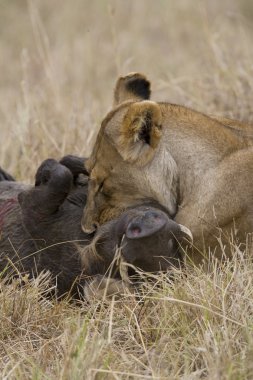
[82,73,178,234]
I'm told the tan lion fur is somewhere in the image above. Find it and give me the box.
[82,73,253,264]
[117,101,162,165]
[113,72,151,106]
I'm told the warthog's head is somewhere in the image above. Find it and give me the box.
[81,205,192,277]
[82,73,178,234]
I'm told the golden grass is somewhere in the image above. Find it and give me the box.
[1,0,253,378]
[2,256,253,379]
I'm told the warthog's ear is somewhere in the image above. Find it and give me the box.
[114,101,162,166]
[114,72,151,105]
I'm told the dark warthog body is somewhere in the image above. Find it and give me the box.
[0,161,87,297]
[0,157,191,298]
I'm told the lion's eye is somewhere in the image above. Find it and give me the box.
[98,181,105,192]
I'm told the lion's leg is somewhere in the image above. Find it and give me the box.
[176,148,253,263]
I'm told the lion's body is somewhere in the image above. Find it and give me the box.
[160,104,253,262]
[82,73,253,264]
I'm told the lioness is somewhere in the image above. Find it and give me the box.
[82,73,253,264]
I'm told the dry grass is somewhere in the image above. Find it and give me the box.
[1,0,253,378]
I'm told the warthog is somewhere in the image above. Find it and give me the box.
[0,156,191,299]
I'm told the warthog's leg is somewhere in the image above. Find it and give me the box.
[0,167,15,182]
[19,159,73,218]
[59,155,88,178]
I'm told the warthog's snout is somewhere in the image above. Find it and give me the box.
[125,209,168,239]
[114,206,192,273]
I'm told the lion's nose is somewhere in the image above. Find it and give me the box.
[125,210,167,239]
[82,219,99,234]
[82,226,96,234]
[93,222,99,231]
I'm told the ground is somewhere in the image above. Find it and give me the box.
[1,0,253,379]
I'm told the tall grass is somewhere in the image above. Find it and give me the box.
[1,0,253,378]
[1,254,253,379]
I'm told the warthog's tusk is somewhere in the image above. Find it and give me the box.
[178,224,193,242]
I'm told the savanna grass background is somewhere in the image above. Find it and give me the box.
[1,0,253,379]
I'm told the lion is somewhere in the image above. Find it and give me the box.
[82,72,253,265]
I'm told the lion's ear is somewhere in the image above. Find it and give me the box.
[113,72,151,106]
[115,101,162,166]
